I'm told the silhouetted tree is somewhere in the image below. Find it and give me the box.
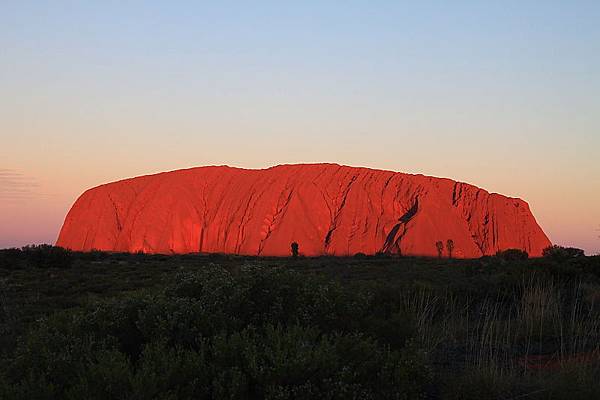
[446,239,454,259]
[291,242,299,258]
[496,248,529,261]
[542,245,584,260]
[435,241,444,258]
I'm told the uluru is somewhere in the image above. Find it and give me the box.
[56,164,551,258]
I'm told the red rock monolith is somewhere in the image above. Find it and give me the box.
[56,164,551,257]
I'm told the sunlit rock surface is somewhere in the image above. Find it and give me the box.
[57,164,551,257]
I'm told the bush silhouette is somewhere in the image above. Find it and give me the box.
[496,249,529,261]
[20,244,73,269]
[543,245,585,260]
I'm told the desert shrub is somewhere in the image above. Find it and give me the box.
[81,249,110,261]
[0,265,435,399]
[1,320,430,399]
[0,248,26,270]
[164,265,370,334]
[20,245,73,269]
[71,297,148,359]
[543,245,585,260]
[166,264,235,300]
[130,341,211,399]
[496,248,529,261]
[137,295,228,347]
[65,349,133,400]
[5,315,111,395]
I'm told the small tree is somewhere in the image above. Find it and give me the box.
[446,239,454,259]
[291,242,299,258]
[435,241,444,258]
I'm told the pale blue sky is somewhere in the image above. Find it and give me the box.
[1,1,599,253]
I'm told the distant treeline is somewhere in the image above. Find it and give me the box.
[0,243,589,271]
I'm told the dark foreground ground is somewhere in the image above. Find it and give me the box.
[0,248,599,399]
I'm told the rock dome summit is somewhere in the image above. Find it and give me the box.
[56,164,551,257]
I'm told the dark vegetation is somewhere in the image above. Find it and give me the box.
[291,242,299,258]
[435,241,444,258]
[0,245,599,399]
[542,245,586,260]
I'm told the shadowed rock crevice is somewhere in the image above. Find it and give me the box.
[258,187,294,255]
[324,174,358,251]
[381,197,419,254]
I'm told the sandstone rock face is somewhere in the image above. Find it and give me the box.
[56,164,551,257]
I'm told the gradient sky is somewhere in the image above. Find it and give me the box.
[1,1,599,254]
